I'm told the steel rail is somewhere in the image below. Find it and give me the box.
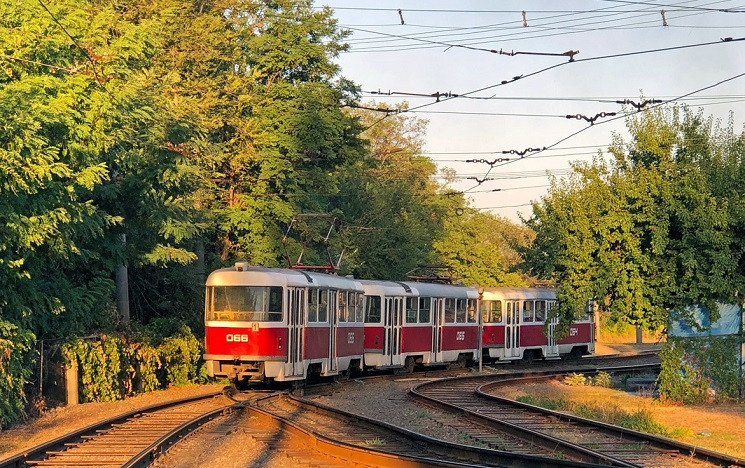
[410,364,664,467]
[258,392,600,467]
[121,402,240,468]
[0,391,224,468]
[477,373,745,468]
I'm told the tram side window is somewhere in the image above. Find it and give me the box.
[354,293,364,322]
[535,300,546,322]
[419,297,431,323]
[491,300,503,322]
[365,295,382,323]
[523,300,534,323]
[346,292,355,323]
[406,297,418,323]
[506,302,513,324]
[480,300,491,323]
[456,299,467,323]
[318,290,328,323]
[338,291,348,323]
[444,298,456,323]
[308,289,318,322]
[467,299,477,323]
[268,288,282,321]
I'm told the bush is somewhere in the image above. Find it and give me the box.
[657,337,743,404]
[564,373,587,386]
[62,322,204,403]
[593,371,613,388]
[0,321,36,428]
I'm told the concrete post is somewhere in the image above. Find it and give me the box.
[65,360,78,406]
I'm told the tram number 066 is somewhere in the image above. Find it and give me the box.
[226,334,249,342]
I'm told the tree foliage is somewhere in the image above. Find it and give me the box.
[523,106,745,333]
[0,0,369,333]
[334,104,533,284]
[434,209,533,287]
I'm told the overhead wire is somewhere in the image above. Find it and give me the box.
[360,35,745,131]
[341,0,720,45]
[344,1,737,52]
[468,67,745,192]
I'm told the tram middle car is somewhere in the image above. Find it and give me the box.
[360,280,480,371]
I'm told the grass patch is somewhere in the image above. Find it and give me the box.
[517,395,571,411]
[516,395,685,437]
[364,437,386,446]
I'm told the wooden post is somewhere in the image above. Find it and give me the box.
[65,360,78,406]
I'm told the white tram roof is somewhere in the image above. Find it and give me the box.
[359,279,478,299]
[358,280,415,297]
[206,263,363,292]
[404,281,479,299]
[480,287,557,301]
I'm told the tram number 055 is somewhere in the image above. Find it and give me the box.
[226,334,249,342]
[569,328,578,337]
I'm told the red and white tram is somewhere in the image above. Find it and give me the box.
[480,287,595,362]
[204,263,365,383]
[361,280,480,371]
[204,264,594,385]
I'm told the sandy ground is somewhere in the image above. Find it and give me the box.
[3,340,742,465]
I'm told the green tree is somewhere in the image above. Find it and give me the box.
[333,104,453,279]
[433,209,533,287]
[523,106,741,334]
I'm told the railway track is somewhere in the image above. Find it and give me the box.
[0,391,247,468]
[252,391,598,467]
[411,364,745,467]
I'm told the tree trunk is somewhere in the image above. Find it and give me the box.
[116,233,130,324]
[194,239,205,284]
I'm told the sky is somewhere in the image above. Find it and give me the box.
[318,0,745,222]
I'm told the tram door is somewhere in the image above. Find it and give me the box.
[286,288,305,377]
[328,290,338,372]
[505,301,521,358]
[432,298,444,363]
[546,301,559,357]
[384,297,403,366]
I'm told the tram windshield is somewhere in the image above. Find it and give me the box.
[206,286,283,322]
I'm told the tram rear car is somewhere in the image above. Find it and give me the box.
[361,280,480,371]
[204,263,364,383]
[480,287,595,362]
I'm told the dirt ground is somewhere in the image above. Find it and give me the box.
[2,340,742,464]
